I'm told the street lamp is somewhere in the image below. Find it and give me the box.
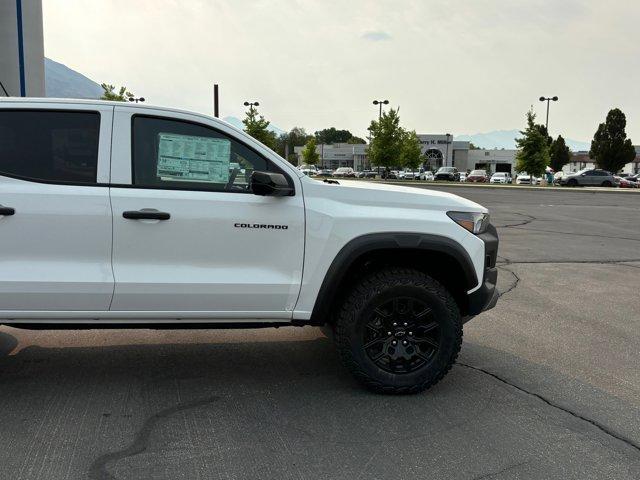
[539,96,558,133]
[373,99,389,119]
[243,101,260,108]
[445,133,451,168]
[128,96,145,103]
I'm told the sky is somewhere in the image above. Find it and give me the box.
[42,0,640,142]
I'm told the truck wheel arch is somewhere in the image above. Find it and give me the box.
[309,232,478,325]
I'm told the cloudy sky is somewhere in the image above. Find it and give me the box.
[42,0,639,142]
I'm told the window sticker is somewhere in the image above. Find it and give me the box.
[157,133,231,183]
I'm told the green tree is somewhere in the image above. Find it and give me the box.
[589,108,636,173]
[347,136,367,144]
[100,83,133,101]
[368,108,404,170]
[549,135,571,172]
[399,130,423,171]
[300,138,320,165]
[515,109,550,178]
[243,105,277,150]
[314,127,354,144]
[274,127,314,163]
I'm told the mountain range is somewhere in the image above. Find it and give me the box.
[43,59,589,150]
[455,130,590,152]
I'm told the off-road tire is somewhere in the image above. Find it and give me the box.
[334,268,462,394]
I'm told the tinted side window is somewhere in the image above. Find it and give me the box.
[132,115,287,193]
[0,110,100,184]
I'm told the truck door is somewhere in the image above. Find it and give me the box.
[108,107,304,319]
[0,104,114,312]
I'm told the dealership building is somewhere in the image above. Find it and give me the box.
[296,134,518,174]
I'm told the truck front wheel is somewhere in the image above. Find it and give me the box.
[334,268,462,394]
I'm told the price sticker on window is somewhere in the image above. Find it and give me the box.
[157,133,231,183]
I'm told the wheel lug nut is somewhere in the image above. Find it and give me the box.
[408,331,413,336]
[393,322,397,326]
[387,331,392,336]
[403,322,408,326]
[392,340,397,346]
[402,340,408,345]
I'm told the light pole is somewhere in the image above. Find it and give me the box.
[128,96,145,104]
[244,101,259,109]
[373,99,389,119]
[445,133,451,168]
[539,96,558,133]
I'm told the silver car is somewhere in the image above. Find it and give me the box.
[560,169,616,187]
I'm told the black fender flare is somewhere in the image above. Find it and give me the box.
[308,232,478,325]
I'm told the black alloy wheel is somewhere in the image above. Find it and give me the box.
[363,297,440,374]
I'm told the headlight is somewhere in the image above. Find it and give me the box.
[447,211,490,234]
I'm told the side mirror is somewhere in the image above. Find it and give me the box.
[251,171,294,196]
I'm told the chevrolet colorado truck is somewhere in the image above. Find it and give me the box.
[0,98,498,393]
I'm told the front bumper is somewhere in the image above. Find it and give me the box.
[464,224,499,321]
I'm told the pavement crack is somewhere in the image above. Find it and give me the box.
[456,363,640,454]
[88,396,221,480]
[496,265,520,298]
[496,213,536,228]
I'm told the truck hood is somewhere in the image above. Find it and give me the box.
[303,178,487,213]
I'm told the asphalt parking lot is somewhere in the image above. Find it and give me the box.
[1,185,639,479]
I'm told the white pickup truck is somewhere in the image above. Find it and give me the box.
[0,98,498,393]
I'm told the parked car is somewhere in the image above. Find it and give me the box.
[515,172,539,185]
[0,97,499,394]
[423,171,435,181]
[560,169,616,187]
[383,170,399,179]
[434,166,460,181]
[333,167,356,178]
[467,169,489,183]
[356,170,377,178]
[316,168,334,177]
[298,164,318,176]
[614,176,639,188]
[459,172,467,182]
[489,172,511,184]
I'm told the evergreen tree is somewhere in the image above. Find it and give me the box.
[549,135,571,172]
[589,108,636,173]
[243,105,277,150]
[515,109,550,178]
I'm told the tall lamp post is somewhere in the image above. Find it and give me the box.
[445,133,452,168]
[539,96,558,133]
[128,96,145,104]
[244,101,259,109]
[373,99,389,119]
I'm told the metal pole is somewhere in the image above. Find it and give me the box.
[379,103,382,119]
[545,99,550,132]
[445,134,450,168]
[214,84,219,118]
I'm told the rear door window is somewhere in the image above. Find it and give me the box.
[0,110,100,184]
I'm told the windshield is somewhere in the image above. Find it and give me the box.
[471,170,486,175]
[492,173,505,177]
[438,167,455,173]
